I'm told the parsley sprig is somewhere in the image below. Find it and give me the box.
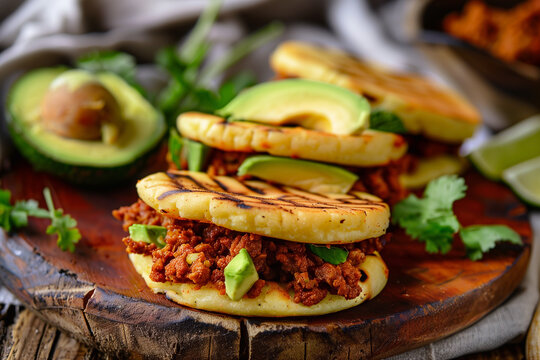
[392,175,522,260]
[0,188,81,252]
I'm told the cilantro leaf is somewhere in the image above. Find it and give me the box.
[0,189,11,205]
[369,110,407,134]
[0,188,81,252]
[308,244,349,265]
[393,175,523,260]
[168,129,185,170]
[43,188,81,253]
[393,175,466,254]
[424,174,467,209]
[460,225,522,261]
[0,202,12,232]
[156,1,281,127]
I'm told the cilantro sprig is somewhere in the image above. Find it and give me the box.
[156,0,283,126]
[369,110,407,134]
[308,244,349,265]
[0,188,81,252]
[392,175,522,260]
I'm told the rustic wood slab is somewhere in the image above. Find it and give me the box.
[0,160,532,359]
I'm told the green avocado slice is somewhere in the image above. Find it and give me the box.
[186,139,211,172]
[129,224,167,248]
[217,79,370,135]
[6,67,166,184]
[237,155,358,194]
[224,249,259,301]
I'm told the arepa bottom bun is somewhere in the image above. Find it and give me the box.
[129,252,388,317]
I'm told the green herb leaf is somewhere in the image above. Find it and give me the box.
[10,199,45,228]
[198,22,284,86]
[218,72,256,106]
[0,203,12,232]
[0,188,81,252]
[76,50,147,97]
[424,175,467,209]
[393,175,523,260]
[393,175,467,254]
[43,188,81,252]
[179,0,222,63]
[308,244,349,265]
[0,189,11,206]
[168,129,185,170]
[156,1,280,126]
[460,225,522,261]
[369,110,407,134]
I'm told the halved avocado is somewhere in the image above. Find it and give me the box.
[237,155,359,194]
[217,79,370,135]
[6,67,166,185]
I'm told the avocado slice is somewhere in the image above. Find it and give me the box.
[237,155,358,194]
[224,248,259,301]
[186,139,211,172]
[399,155,468,189]
[217,79,370,135]
[6,67,166,185]
[129,224,167,248]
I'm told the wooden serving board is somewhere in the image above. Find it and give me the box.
[0,159,532,360]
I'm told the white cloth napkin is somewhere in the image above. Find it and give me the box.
[0,1,538,359]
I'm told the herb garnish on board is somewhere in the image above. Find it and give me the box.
[392,175,522,260]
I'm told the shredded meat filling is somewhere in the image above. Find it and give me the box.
[113,200,389,306]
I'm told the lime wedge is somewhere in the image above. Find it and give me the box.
[502,156,540,207]
[469,115,540,180]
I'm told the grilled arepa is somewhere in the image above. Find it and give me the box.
[270,41,481,143]
[177,112,407,167]
[115,170,390,316]
[137,171,390,244]
[129,251,388,317]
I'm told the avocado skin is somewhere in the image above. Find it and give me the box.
[6,68,166,186]
[8,121,160,186]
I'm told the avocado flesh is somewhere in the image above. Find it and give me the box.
[399,155,467,189]
[217,79,370,135]
[224,249,259,301]
[129,224,167,248]
[238,155,358,194]
[186,139,211,172]
[8,68,166,168]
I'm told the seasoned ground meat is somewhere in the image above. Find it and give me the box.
[113,200,389,306]
[170,148,411,204]
[348,155,415,205]
[405,135,461,158]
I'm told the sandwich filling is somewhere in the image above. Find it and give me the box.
[114,199,389,306]
[174,149,413,205]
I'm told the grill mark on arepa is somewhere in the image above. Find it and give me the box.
[242,183,266,195]
[166,172,207,189]
[212,177,229,192]
[158,172,388,211]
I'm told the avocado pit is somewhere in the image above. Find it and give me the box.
[40,70,122,144]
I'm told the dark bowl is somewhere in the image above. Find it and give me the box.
[417,0,540,102]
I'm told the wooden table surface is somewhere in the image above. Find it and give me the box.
[0,301,526,360]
